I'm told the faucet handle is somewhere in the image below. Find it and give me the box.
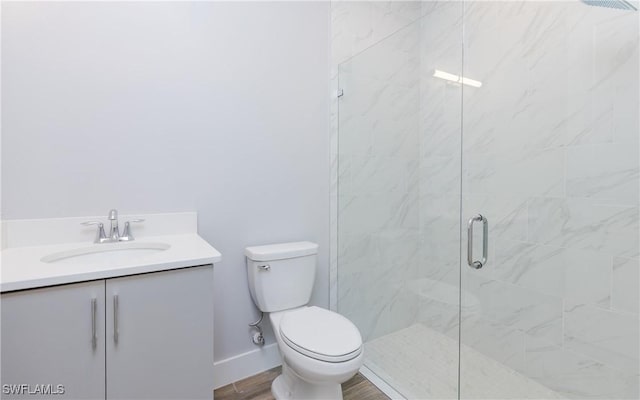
[81,220,102,226]
[81,221,109,243]
[119,219,145,242]
[108,209,118,220]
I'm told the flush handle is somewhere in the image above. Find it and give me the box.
[467,214,488,270]
[258,264,271,271]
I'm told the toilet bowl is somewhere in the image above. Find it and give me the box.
[245,242,363,400]
[269,306,363,399]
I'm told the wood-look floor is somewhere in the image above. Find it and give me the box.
[214,366,390,400]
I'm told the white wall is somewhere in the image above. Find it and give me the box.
[1,0,330,367]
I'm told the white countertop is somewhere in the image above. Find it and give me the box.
[1,233,221,292]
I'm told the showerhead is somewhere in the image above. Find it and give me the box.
[582,0,638,11]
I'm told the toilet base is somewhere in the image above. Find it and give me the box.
[271,363,343,400]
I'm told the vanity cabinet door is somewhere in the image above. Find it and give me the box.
[105,266,214,400]
[1,281,106,400]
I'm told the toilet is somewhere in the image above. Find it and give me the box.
[245,241,363,400]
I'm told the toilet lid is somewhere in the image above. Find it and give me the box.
[279,306,362,363]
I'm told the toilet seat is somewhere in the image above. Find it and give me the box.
[279,306,362,363]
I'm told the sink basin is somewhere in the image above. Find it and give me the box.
[41,242,171,265]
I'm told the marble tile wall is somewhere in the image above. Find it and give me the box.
[417,1,463,293]
[331,1,424,340]
[333,1,639,398]
[336,20,422,342]
[455,2,639,398]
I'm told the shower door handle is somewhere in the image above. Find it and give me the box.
[467,214,488,269]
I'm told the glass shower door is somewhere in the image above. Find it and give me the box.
[460,1,639,398]
[336,2,464,398]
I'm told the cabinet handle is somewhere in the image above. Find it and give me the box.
[91,298,97,350]
[113,294,119,344]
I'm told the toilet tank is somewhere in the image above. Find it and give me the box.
[245,241,318,313]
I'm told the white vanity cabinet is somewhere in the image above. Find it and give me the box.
[1,281,106,400]
[1,265,214,400]
[105,266,214,399]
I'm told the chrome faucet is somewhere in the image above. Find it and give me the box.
[82,209,145,244]
[108,209,120,241]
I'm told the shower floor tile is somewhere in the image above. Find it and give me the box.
[364,324,565,399]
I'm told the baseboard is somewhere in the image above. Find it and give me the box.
[359,365,406,400]
[213,343,281,389]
